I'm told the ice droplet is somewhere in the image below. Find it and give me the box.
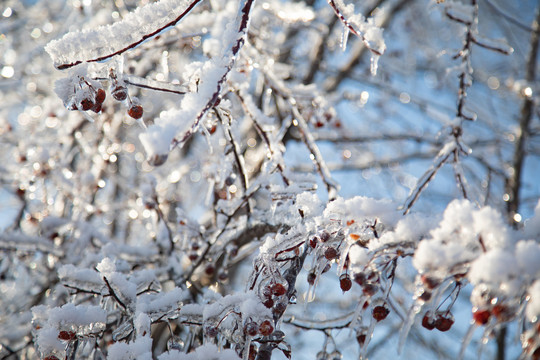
[340,26,350,51]
[370,55,380,76]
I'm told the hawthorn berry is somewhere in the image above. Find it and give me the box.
[95,88,106,104]
[112,86,128,101]
[324,247,338,260]
[309,236,318,248]
[80,98,94,111]
[421,313,435,330]
[372,305,390,321]
[353,272,366,286]
[58,330,76,341]
[188,252,198,261]
[244,321,258,337]
[272,283,287,297]
[307,272,316,285]
[319,230,330,242]
[339,274,352,292]
[258,320,273,336]
[435,314,454,332]
[204,264,215,276]
[44,356,60,360]
[263,298,274,308]
[356,333,366,346]
[128,105,144,119]
[473,309,491,325]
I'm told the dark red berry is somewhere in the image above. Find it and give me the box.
[354,272,365,286]
[307,272,316,285]
[44,356,60,360]
[188,253,198,261]
[372,305,390,321]
[95,88,106,104]
[362,283,378,296]
[272,283,287,296]
[422,313,435,330]
[421,274,439,289]
[322,263,331,273]
[128,105,143,119]
[258,320,273,336]
[324,247,338,260]
[319,230,330,242]
[273,301,287,316]
[473,309,491,325]
[309,236,318,248]
[263,298,274,308]
[244,321,258,337]
[204,264,215,276]
[58,330,76,340]
[91,103,102,113]
[339,274,352,292]
[356,333,366,346]
[418,289,431,302]
[80,98,94,111]
[112,86,128,101]
[435,315,454,332]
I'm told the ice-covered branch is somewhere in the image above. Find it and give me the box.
[45,0,204,69]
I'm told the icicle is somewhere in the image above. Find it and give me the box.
[340,25,350,51]
[370,54,380,76]
[359,318,377,359]
[398,302,422,353]
[458,323,477,360]
[337,242,352,276]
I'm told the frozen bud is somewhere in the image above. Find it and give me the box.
[263,298,274,308]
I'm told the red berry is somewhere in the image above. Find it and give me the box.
[44,356,60,360]
[307,272,316,285]
[244,321,258,337]
[435,314,454,332]
[272,283,287,296]
[112,86,128,101]
[362,283,378,296]
[319,230,330,242]
[324,247,338,260]
[128,105,143,119]
[321,263,331,273]
[58,330,76,341]
[80,98,94,111]
[421,313,435,330]
[204,264,215,275]
[273,301,287,316]
[263,298,274,308]
[309,236,318,248]
[95,88,106,104]
[354,272,365,286]
[91,102,102,113]
[372,305,390,321]
[473,309,491,325]
[258,320,273,336]
[421,274,439,289]
[188,253,198,261]
[418,289,432,302]
[356,333,366,346]
[315,121,324,128]
[339,274,352,292]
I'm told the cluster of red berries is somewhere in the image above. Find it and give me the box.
[244,319,274,337]
[68,78,106,113]
[261,281,288,311]
[421,310,454,332]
